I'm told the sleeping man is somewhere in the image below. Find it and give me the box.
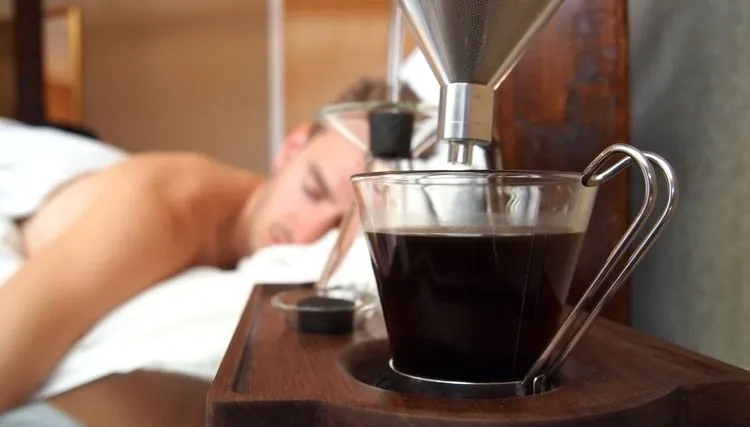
[0,77,421,426]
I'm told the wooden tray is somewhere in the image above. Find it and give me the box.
[207,285,750,426]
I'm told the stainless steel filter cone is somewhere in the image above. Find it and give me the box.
[398,0,564,163]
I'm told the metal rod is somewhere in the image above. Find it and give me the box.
[387,0,404,103]
[313,202,361,290]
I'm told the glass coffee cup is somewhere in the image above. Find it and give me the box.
[352,144,678,398]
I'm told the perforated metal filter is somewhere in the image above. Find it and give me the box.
[399,0,564,88]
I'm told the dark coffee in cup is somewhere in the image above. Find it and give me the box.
[366,226,585,383]
[354,148,677,394]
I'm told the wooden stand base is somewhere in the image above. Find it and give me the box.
[207,285,750,426]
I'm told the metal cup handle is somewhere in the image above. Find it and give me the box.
[519,144,680,395]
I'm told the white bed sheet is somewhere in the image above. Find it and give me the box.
[0,50,464,399]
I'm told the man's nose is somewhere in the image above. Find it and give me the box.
[297,212,336,243]
[283,211,316,243]
[278,211,300,243]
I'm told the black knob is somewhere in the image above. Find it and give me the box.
[297,296,355,335]
[368,111,414,159]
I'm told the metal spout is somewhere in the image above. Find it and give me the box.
[398,0,565,164]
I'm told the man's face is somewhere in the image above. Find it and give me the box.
[244,127,368,253]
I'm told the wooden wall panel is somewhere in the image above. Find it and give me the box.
[45,79,76,123]
[66,0,270,172]
[495,0,630,323]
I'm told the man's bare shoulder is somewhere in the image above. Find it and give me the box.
[120,152,264,229]
[114,152,265,266]
[118,151,246,176]
[112,152,263,200]
[20,152,242,257]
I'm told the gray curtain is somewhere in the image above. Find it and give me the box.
[629,0,750,369]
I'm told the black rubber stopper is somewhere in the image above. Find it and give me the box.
[297,296,355,334]
[368,111,414,159]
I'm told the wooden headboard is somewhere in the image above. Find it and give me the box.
[7,0,46,124]
[4,0,92,135]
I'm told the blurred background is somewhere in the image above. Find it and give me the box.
[0,0,414,173]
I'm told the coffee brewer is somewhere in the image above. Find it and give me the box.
[207,1,750,425]
[353,0,681,398]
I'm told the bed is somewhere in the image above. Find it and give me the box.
[6,0,45,124]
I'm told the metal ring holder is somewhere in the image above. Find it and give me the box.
[388,144,680,399]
